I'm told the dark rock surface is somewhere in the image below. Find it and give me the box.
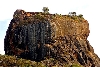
[4,19,52,61]
[3,9,100,67]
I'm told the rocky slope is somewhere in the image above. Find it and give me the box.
[2,9,100,67]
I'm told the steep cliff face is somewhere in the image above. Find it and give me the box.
[4,9,100,67]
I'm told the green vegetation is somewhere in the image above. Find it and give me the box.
[78,14,83,18]
[42,7,49,14]
[70,64,82,67]
[0,54,83,67]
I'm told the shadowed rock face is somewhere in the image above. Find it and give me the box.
[4,19,52,61]
[4,9,100,66]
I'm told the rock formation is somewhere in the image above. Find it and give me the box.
[4,9,100,67]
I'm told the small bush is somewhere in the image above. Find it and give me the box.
[70,64,81,67]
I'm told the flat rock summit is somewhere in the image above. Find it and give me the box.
[1,8,100,67]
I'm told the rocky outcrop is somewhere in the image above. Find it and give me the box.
[4,9,100,67]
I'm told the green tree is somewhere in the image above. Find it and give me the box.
[42,7,49,14]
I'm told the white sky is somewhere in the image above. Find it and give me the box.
[0,0,100,57]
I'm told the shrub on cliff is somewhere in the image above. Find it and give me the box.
[70,64,81,67]
[42,7,49,14]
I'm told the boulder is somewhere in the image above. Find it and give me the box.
[4,9,100,66]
